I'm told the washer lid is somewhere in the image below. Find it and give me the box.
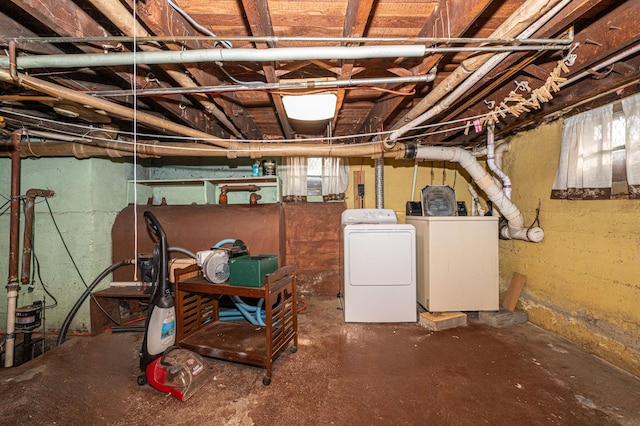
[341,208,398,225]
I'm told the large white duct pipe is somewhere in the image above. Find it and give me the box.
[411,145,543,242]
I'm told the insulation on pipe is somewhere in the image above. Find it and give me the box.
[407,145,544,242]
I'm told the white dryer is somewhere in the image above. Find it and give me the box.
[341,209,417,323]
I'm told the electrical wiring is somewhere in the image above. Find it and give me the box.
[165,0,232,49]
[21,196,58,309]
[0,106,496,147]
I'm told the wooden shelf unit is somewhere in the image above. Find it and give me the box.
[90,286,150,336]
[174,264,298,385]
[127,177,280,205]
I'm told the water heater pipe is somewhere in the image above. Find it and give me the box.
[375,158,384,209]
[407,144,543,242]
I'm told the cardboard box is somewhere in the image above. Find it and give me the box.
[229,255,278,287]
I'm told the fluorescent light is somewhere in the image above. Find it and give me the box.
[282,93,337,121]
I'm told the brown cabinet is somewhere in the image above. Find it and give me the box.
[174,264,298,385]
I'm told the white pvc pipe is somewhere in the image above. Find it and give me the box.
[4,287,18,367]
[494,141,511,170]
[410,159,419,202]
[414,146,544,242]
[486,123,512,198]
[467,183,486,216]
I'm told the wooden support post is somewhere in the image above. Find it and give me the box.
[353,170,365,209]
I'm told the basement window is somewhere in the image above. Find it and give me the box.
[307,157,322,196]
[551,94,640,200]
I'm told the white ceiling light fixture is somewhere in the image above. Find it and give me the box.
[282,92,338,121]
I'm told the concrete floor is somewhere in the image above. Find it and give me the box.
[1,296,639,425]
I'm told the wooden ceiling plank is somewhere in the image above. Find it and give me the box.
[428,0,640,144]
[241,0,294,139]
[0,11,62,56]
[485,59,640,145]
[7,0,212,134]
[133,0,263,140]
[356,0,494,136]
[333,0,376,130]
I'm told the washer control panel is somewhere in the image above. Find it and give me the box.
[341,208,398,225]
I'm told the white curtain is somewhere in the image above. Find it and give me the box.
[621,93,640,197]
[282,157,308,201]
[321,157,349,200]
[551,103,613,199]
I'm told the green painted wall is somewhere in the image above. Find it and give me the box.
[0,157,131,334]
[498,121,640,377]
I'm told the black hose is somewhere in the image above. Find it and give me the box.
[56,259,133,346]
[169,246,196,259]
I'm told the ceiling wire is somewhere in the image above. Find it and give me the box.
[0,105,493,146]
[0,105,489,146]
[132,0,139,280]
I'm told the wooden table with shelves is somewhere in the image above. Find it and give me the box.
[173,264,298,385]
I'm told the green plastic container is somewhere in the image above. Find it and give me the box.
[228,255,278,287]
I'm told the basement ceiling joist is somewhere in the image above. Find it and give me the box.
[0,0,638,153]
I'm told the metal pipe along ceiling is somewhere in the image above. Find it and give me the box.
[86,0,243,138]
[0,45,567,70]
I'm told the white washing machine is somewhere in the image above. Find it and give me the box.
[341,209,417,323]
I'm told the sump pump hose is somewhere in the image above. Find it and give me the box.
[57,259,133,346]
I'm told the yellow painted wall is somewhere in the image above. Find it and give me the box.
[344,124,640,377]
[499,121,640,376]
[345,157,474,222]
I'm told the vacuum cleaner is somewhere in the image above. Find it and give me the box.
[136,211,212,400]
[137,211,177,385]
[144,345,211,401]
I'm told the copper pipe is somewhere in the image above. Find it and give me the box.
[8,132,21,283]
[21,189,55,284]
[220,185,260,194]
[9,40,18,83]
[5,130,23,367]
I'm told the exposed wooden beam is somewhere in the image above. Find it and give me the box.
[241,0,294,139]
[356,0,494,137]
[133,0,263,140]
[0,11,61,55]
[430,0,640,144]
[7,0,213,134]
[332,0,376,130]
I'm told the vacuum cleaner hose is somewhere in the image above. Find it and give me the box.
[169,246,196,259]
[57,259,133,346]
